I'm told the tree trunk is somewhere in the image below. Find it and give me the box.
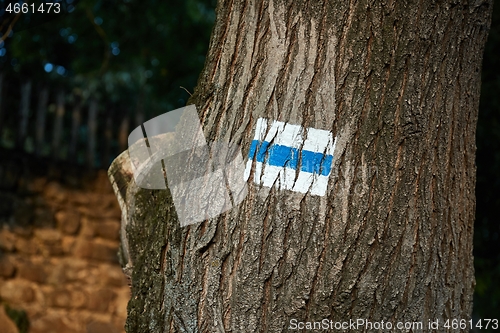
[109,1,492,332]
[118,114,130,153]
[0,72,4,135]
[103,108,114,167]
[52,89,65,159]
[35,85,49,156]
[87,98,98,167]
[17,80,31,149]
[69,92,82,160]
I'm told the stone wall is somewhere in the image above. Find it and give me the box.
[0,151,128,333]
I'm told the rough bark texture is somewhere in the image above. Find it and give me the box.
[109,0,492,332]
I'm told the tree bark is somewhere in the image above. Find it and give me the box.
[17,80,31,149]
[35,85,49,156]
[52,89,65,159]
[109,1,492,332]
[0,72,4,135]
[118,114,130,153]
[69,92,82,160]
[103,108,114,167]
[87,98,98,167]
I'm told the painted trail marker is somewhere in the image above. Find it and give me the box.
[244,118,336,196]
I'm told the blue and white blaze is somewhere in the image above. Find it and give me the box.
[244,118,336,196]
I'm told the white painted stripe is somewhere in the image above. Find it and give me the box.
[326,134,336,156]
[263,120,285,143]
[254,117,268,141]
[251,167,329,196]
[261,164,282,188]
[302,127,332,153]
[246,118,336,197]
[310,174,330,196]
[254,161,263,183]
[244,118,268,181]
[279,167,298,190]
[243,159,253,181]
[292,171,314,193]
[273,123,303,148]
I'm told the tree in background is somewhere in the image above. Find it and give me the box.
[0,0,216,166]
[109,0,493,332]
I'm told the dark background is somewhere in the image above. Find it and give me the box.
[0,0,498,326]
[474,0,500,322]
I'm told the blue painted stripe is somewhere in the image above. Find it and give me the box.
[267,144,299,169]
[300,151,333,176]
[248,140,259,159]
[256,141,270,163]
[248,140,333,176]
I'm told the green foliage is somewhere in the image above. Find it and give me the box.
[0,0,216,167]
[1,0,216,114]
[4,304,30,333]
